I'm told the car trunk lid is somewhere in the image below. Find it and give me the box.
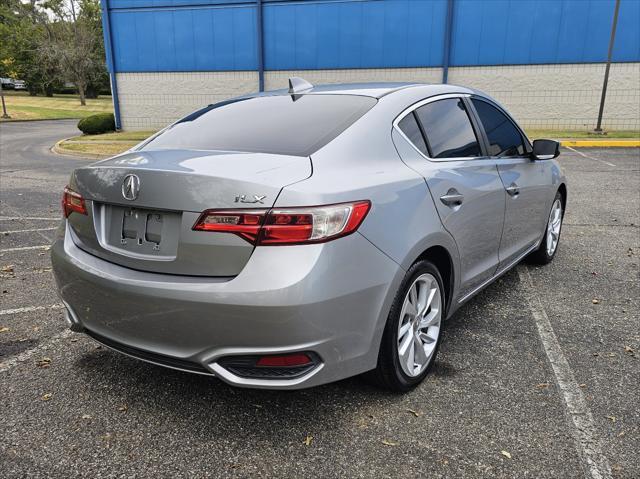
[67,149,311,276]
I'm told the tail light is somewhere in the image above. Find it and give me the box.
[193,200,370,245]
[62,186,87,218]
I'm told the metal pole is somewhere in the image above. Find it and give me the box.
[101,0,121,130]
[256,0,265,92]
[1,82,10,119]
[442,0,454,84]
[595,0,620,133]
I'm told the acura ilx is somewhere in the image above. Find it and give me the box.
[52,79,565,391]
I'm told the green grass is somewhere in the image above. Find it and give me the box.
[526,129,640,139]
[1,91,113,121]
[68,130,156,142]
[57,130,157,157]
[58,141,137,156]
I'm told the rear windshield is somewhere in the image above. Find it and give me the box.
[142,94,377,157]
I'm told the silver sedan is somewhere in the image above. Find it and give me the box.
[52,79,566,391]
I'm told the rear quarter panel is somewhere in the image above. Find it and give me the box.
[275,90,462,322]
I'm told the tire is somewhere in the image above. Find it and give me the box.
[527,191,564,265]
[370,260,445,392]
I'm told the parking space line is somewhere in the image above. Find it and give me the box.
[0,330,73,374]
[1,227,57,234]
[0,216,60,221]
[0,304,64,316]
[518,266,612,479]
[0,205,58,244]
[0,245,50,253]
[565,146,616,167]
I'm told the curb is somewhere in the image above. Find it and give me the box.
[51,138,111,160]
[559,140,640,148]
[1,118,82,123]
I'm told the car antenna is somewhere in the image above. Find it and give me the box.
[288,77,313,97]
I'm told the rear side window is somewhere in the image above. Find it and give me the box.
[397,112,428,155]
[414,99,481,159]
[471,98,525,157]
[142,94,377,157]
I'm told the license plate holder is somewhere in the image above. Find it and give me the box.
[121,209,163,250]
[101,205,181,258]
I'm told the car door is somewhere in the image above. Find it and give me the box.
[393,95,505,299]
[469,97,552,269]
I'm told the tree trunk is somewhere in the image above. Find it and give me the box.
[44,84,54,97]
[77,82,86,106]
[85,84,98,99]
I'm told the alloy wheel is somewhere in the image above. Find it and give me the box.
[546,199,563,256]
[397,273,442,377]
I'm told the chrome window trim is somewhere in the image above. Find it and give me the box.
[392,93,485,163]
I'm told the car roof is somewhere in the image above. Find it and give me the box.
[256,82,477,99]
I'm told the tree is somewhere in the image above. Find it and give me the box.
[0,0,56,95]
[39,0,106,105]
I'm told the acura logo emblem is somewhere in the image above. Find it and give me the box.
[122,174,140,201]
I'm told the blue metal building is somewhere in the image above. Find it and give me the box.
[100,0,640,130]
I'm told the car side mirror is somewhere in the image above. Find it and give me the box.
[531,139,560,160]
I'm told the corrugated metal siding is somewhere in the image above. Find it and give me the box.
[263,0,446,69]
[614,0,640,61]
[451,0,623,65]
[110,5,257,71]
[105,0,640,73]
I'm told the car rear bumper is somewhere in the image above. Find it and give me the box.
[51,222,402,389]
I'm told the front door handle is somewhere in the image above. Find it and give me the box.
[505,183,520,196]
[440,189,464,207]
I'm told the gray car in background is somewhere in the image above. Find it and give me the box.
[51,79,566,391]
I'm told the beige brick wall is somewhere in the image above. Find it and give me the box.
[116,71,258,130]
[264,68,442,90]
[448,63,640,130]
[115,64,639,131]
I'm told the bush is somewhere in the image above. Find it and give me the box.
[77,113,115,135]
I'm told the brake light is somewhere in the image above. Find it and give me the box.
[193,200,370,245]
[62,186,87,218]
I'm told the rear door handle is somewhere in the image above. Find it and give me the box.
[505,183,520,196]
[440,189,464,207]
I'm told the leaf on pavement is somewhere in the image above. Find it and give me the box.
[1,265,15,278]
[500,450,512,459]
[406,408,424,417]
[381,439,398,447]
[81,414,93,420]
[36,357,51,368]
[0,327,9,333]
[535,383,549,389]
[303,434,313,446]
[118,404,128,412]
[41,393,53,401]
[624,345,635,355]
[606,415,616,423]
[591,299,600,304]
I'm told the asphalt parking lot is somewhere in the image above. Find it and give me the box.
[1,120,638,478]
